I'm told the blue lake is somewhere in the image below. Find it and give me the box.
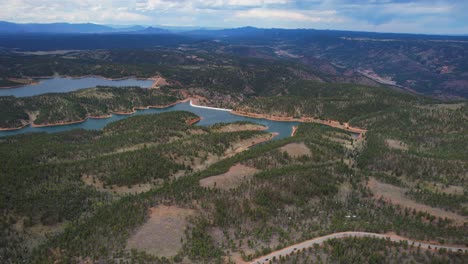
[0,76,304,139]
[0,77,154,97]
[0,101,299,139]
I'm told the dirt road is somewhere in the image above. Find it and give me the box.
[249,231,468,264]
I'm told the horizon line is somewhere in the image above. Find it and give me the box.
[1,20,467,37]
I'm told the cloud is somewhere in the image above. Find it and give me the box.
[316,0,457,27]
[0,0,466,34]
[135,0,290,11]
[233,9,340,23]
[0,0,152,24]
[207,0,291,7]
[381,2,453,15]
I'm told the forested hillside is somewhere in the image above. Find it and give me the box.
[1,97,466,263]
[1,112,277,262]
[0,39,467,263]
[0,86,182,128]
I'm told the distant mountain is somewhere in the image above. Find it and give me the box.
[105,25,146,31]
[0,21,177,34]
[0,33,195,50]
[0,21,23,33]
[186,26,468,42]
[133,27,170,34]
[157,25,223,32]
[186,26,264,37]
[1,22,467,98]
[0,21,117,33]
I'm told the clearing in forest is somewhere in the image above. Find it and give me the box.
[213,123,267,133]
[385,139,409,151]
[367,178,467,225]
[151,76,169,88]
[176,133,276,172]
[126,206,195,257]
[280,142,312,158]
[228,133,277,155]
[199,164,259,190]
[81,175,153,194]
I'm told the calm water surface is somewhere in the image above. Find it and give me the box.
[0,77,153,97]
[0,77,302,138]
[0,102,299,139]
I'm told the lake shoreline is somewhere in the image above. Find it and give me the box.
[291,126,298,136]
[231,110,367,134]
[0,79,40,89]
[187,100,367,135]
[0,97,367,137]
[0,98,190,130]
[186,117,202,125]
[189,100,233,111]
[0,75,158,89]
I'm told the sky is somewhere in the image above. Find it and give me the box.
[1,0,467,34]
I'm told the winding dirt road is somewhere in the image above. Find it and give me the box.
[250,231,468,264]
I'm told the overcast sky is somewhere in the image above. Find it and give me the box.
[1,0,467,34]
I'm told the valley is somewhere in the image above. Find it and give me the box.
[0,27,467,264]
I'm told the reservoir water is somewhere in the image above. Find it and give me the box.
[0,77,154,97]
[0,77,301,138]
[0,101,299,139]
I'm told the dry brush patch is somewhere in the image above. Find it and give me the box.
[213,123,267,133]
[385,139,409,151]
[280,142,312,158]
[367,178,467,225]
[199,164,260,190]
[228,133,278,156]
[126,205,195,258]
[81,175,154,194]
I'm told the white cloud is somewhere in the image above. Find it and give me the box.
[0,0,466,34]
[135,0,290,11]
[135,0,179,11]
[220,0,290,6]
[0,0,151,24]
[382,2,453,15]
[233,9,340,23]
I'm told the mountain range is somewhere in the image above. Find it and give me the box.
[1,21,467,99]
[0,21,166,34]
[0,21,224,34]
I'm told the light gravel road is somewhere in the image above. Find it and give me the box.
[250,231,468,264]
